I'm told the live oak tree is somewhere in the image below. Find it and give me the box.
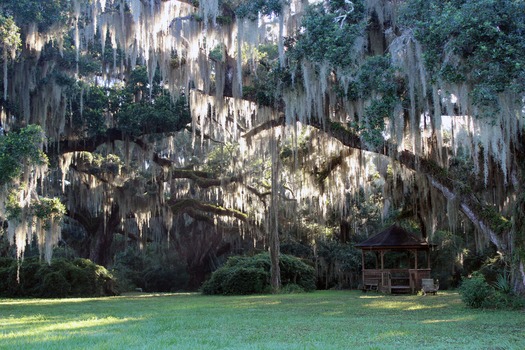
[0,0,524,294]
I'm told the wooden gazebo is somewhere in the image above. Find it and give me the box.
[355,225,432,294]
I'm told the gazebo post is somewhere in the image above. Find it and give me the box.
[361,250,365,287]
[414,249,418,270]
[413,249,418,293]
[380,250,385,288]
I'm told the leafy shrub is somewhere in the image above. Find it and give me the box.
[492,272,512,294]
[488,291,525,310]
[201,253,315,295]
[279,254,316,292]
[200,267,231,295]
[459,272,494,308]
[459,271,524,309]
[221,267,268,295]
[0,257,117,298]
[41,272,71,298]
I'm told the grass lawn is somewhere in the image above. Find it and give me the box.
[1,290,524,349]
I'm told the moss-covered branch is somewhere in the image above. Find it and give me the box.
[171,169,242,189]
[244,116,511,250]
[169,198,248,222]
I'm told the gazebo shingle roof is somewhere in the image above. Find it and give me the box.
[355,225,429,249]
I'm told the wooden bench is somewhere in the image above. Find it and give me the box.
[421,278,439,295]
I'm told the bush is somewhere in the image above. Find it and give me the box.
[41,272,71,298]
[221,267,268,295]
[488,290,525,310]
[459,271,525,309]
[279,254,316,292]
[459,272,494,308]
[200,267,231,295]
[201,253,316,295]
[0,257,117,298]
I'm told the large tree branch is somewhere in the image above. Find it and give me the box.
[168,198,248,222]
[324,121,509,250]
[171,169,242,188]
[243,116,509,250]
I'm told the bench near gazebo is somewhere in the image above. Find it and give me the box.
[355,225,434,294]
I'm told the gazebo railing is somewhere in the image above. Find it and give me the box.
[362,268,431,293]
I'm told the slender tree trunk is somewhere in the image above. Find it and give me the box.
[3,53,8,101]
[511,190,525,295]
[269,134,281,292]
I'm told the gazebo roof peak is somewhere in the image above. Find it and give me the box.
[355,224,429,249]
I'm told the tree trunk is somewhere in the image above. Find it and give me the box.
[269,134,281,292]
[89,206,120,266]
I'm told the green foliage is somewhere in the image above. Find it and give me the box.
[290,1,366,69]
[479,205,512,234]
[459,271,524,309]
[489,290,525,310]
[0,125,47,186]
[240,43,289,106]
[209,44,224,62]
[116,93,191,137]
[492,271,511,294]
[315,239,362,289]
[232,0,286,20]
[221,266,268,295]
[201,253,316,295]
[57,37,103,77]
[354,56,399,147]
[430,230,464,289]
[5,187,22,220]
[357,55,398,97]
[76,152,124,176]
[400,0,525,106]
[32,197,66,221]
[459,272,493,308]
[202,143,238,174]
[0,257,117,298]
[112,245,188,292]
[0,14,21,58]
[2,0,70,32]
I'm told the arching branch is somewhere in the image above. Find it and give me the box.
[169,198,248,223]
[243,116,508,250]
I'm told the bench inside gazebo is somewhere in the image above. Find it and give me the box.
[355,225,433,294]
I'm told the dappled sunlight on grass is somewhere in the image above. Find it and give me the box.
[422,316,474,324]
[120,292,197,298]
[364,299,445,311]
[359,294,386,299]
[0,297,111,306]
[0,292,198,307]
[405,303,449,310]
[359,292,459,312]
[1,315,139,339]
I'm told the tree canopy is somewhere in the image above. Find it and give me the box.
[0,0,524,294]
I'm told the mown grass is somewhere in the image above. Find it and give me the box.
[1,290,524,349]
